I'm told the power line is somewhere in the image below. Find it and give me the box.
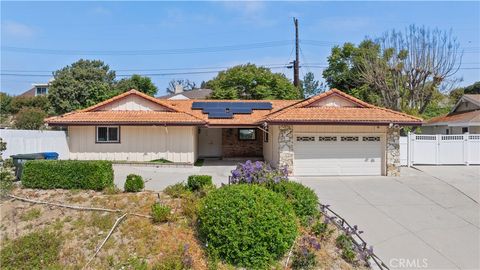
[1,41,293,56]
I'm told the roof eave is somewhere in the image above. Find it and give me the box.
[264,120,423,126]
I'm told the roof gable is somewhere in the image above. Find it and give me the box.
[81,89,179,112]
[452,94,480,114]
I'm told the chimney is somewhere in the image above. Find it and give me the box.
[174,84,184,94]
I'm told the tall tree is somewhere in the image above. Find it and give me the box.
[301,72,324,98]
[449,81,480,103]
[115,74,158,96]
[206,64,300,100]
[322,41,382,104]
[48,59,116,114]
[166,79,197,94]
[357,25,462,113]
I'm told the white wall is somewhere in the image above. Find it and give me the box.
[0,129,70,159]
[68,125,196,163]
[100,95,167,111]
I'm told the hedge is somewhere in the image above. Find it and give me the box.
[21,160,114,190]
[124,174,144,192]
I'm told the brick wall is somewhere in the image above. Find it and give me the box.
[222,128,263,157]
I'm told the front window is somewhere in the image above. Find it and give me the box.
[96,126,119,143]
[238,128,256,141]
[36,87,48,95]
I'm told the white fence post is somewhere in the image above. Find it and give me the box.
[464,133,469,166]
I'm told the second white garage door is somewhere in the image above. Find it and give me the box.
[293,134,382,176]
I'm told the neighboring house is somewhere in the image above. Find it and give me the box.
[19,83,49,97]
[423,94,480,134]
[158,85,212,100]
[46,89,422,176]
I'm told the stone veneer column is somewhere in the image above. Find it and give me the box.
[278,125,294,174]
[386,127,401,176]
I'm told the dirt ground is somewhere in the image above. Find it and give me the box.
[0,188,371,269]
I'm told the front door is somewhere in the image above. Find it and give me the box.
[198,128,222,157]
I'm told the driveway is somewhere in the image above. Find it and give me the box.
[114,163,479,269]
[296,166,480,270]
[114,159,237,190]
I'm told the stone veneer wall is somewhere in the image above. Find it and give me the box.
[386,127,401,176]
[222,128,263,157]
[278,125,294,174]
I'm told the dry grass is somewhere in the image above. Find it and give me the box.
[1,188,371,270]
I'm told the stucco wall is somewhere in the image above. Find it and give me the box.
[100,95,167,111]
[68,125,196,163]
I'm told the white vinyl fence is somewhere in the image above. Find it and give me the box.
[400,133,480,166]
[0,129,69,160]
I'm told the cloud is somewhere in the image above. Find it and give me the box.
[219,1,277,27]
[2,21,35,39]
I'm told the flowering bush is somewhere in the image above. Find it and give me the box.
[229,160,288,184]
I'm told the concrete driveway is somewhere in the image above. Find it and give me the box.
[114,159,237,190]
[296,166,480,270]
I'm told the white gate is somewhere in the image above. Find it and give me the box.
[402,133,480,166]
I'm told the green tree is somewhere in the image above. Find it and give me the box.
[449,81,480,103]
[322,41,381,104]
[206,64,300,100]
[9,95,51,114]
[0,92,12,114]
[115,74,158,96]
[48,59,116,114]
[14,108,47,130]
[301,72,324,98]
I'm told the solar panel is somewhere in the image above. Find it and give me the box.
[192,101,272,119]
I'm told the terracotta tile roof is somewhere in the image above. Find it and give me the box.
[425,110,480,126]
[265,89,422,125]
[45,88,422,126]
[46,111,204,125]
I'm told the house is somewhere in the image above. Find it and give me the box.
[45,89,422,176]
[19,83,49,97]
[422,94,480,134]
[158,85,212,100]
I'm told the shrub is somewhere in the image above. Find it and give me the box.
[198,184,298,268]
[151,203,171,223]
[311,220,333,239]
[267,181,319,223]
[124,174,144,192]
[291,236,320,270]
[230,160,288,184]
[0,229,62,269]
[21,160,113,190]
[14,108,47,130]
[164,182,190,198]
[0,158,15,198]
[335,234,357,263]
[186,175,212,191]
[9,95,51,114]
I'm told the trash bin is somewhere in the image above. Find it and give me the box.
[43,152,59,160]
[10,153,45,180]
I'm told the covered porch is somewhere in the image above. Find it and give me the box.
[196,127,266,159]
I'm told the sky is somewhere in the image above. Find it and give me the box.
[1,1,479,96]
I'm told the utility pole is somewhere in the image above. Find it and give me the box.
[293,17,300,88]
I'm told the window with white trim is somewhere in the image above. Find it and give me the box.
[96,126,119,143]
[340,136,359,142]
[362,136,380,142]
[296,136,315,142]
[318,136,337,141]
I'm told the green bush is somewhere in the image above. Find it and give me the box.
[267,181,319,223]
[21,160,113,190]
[311,220,333,239]
[124,174,144,192]
[335,234,357,263]
[14,108,47,130]
[198,184,298,268]
[186,175,212,191]
[0,229,62,269]
[164,182,190,198]
[151,203,171,223]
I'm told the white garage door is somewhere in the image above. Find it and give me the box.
[294,134,382,176]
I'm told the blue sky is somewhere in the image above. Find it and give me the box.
[1,1,479,96]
